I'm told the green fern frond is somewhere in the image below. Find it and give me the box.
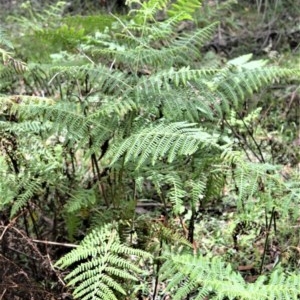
[127,0,169,22]
[116,16,177,42]
[154,223,193,248]
[216,67,299,106]
[160,252,245,299]
[89,96,137,120]
[0,27,14,49]
[95,22,218,69]
[160,90,199,122]
[160,252,300,299]
[262,269,300,299]
[186,177,207,206]
[166,172,186,214]
[0,43,27,74]
[220,149,294,213]
[22,63,131,99]
[65,213,82,242]
[64,14,117,35]
[128,0,201,23]
[0,119,52,139]
[136,66,218,95]
[0,157,17,210]
[55,223,151,300]
[11,178,43,217]
[17,102,88,138]
[65,187,98,213]
[15,100,116,154]
[168,0,201,21]
[105,121,219,168]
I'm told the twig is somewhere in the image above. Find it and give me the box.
[0,289,7,300]
[0,212,23,240]
[76,47,95,65]
[31,239,78,248]
[47,253,66,286]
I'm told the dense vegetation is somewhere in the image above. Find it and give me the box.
[0,0,299,299]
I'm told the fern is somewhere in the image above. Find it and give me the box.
[168,0,201,20]
[1,0,299,298]
[128,0,201,22]
[0,156,17,210]
[165,171,187,214]
[0,27,27,74]
[11,178,43,217]
[92,22,219,69]
[55,223,152,300]
[160,252,300,299]
[65,186,98,213]
[104,121,219,168]
[0,26,14,50]
[135,66,218,95]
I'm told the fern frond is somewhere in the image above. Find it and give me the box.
[160,252,246,299]
[186,177,207,206]
[116,16,178,42]
[17,102,88,138]
[220,149,295,213]
[160,252,300,299]
[0,157,17,210]
[47,64,132,97]
[89,96,137,120]
[217,67,300,107]
[11,178,43,217]
[0,27,14,49]
[154,223,193,248]
[105,121,219,168]
[128,0,201,22]
[96,22,218,69]
[128,0,170,23]
[135,66,218,95]
[55,223,151,300]
[166,172,186,214]
[65,187,98,213]
[168,0,201,21]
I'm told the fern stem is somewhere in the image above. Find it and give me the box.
[229,120,262,163]
[26,202,40,239]
[68,148,76,175]
[91,152,109,207]
[22,208,30,237]
[152,238,163,300]
[259,206,275,274]
[3,133,20,174]
[187,207,195,244]
[129,180,137,245]
[237,111,265,163]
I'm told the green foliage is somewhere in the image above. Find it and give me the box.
[55,223,151,300]
[0,156,16,209]
[160,251,300,299]
[64,15,118,34]
[6,2,122,61]
[0,27,27,74]
[127,0,201,22]
[219,149,298,217]
[0,27,14,50]
[0,0,299,298]
[105,121,219,168]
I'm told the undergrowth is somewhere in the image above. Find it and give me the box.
[0,0,299,299]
